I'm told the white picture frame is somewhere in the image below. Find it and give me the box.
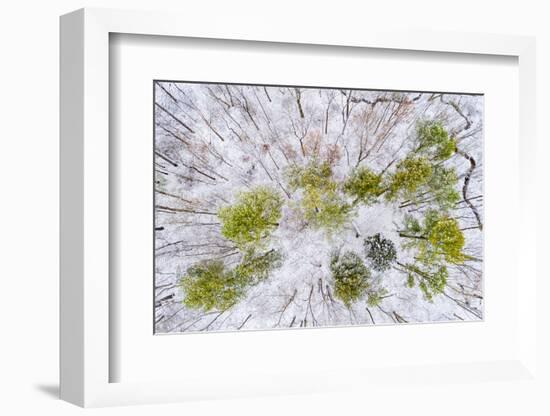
[60,7,538,407]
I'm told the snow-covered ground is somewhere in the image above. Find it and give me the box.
[153,82,483,333]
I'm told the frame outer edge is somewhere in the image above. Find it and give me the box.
[58,6,539,407]
[82,8,111,407]
[60,8,85,407]
[517,38,537,376]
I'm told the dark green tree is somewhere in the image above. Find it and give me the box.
[363,233,397,272]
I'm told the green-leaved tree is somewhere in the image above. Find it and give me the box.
[286,161,350,231]
[400,210,465,265]
[234,249,283,283]
[179,260,246,311]
[385,156,433,202]
[397,210,466,300]
[180,249,283,312]
[218,186,283,248]
[343,166,383,205]
[400,262,448,301]
[426,165,460,210]
[330,251,370,306]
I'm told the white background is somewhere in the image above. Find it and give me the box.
[0,1,548,415]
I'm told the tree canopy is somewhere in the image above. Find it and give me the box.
[404,263,448,301]
[401,210,465,265]
[218,186,283,247]
[179,260,246,311]
[343,166,383,205]
[286,161,350,231]
[364,233,397,272]
[426,165,460,210]
[330,251,370,306]
[180,249,283,312]
[415,120,456,161]
[234,249,283,283]
[385,156,433,202]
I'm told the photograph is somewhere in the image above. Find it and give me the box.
[153,82,484,333]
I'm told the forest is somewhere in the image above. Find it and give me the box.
[153,82,483,333]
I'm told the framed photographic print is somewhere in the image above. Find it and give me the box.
[60,7,539,408]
